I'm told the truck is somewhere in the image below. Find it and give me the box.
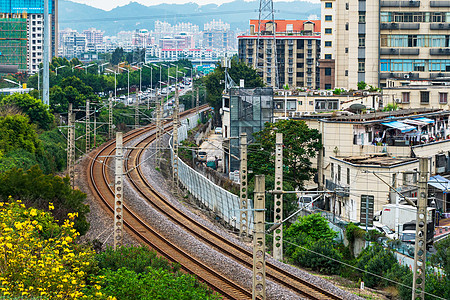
[374,204,435,245]
[401,220,435,248]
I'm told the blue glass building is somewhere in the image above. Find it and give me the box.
[0,0,52,14]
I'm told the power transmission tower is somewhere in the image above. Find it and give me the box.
[85,100,90,153]
[67,103,75,188]
[239,133,248,239]
[109,94,113,140]
[114,132,124,250]
[256,0,279,89]
[253,175,266,300]
[412,157,428,300]
[273,132,283,261]
[172,88,179,186]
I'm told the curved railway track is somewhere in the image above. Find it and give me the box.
[88,105,343,300]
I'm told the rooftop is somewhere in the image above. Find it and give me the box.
[334,154,418,167]
[249,19,321,33]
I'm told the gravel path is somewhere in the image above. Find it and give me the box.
[78,127,364,300]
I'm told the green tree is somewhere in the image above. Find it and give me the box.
[0,166,90,235]
[203,56,264,111]
[111,47,125,65]
[431,235,450,276]
[1,93,54,130]
[357,81,367,90]
[248,119,322,189]
[0,114,42,154]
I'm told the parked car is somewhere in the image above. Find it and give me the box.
[214,127,222,134]
[297,194,320,210]
[197,151,207,162]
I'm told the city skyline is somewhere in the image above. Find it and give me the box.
[69,0,319,11]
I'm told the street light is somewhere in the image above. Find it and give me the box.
[72,64,82,72]
[131,62,142,93]
[98,62,108,75]
[55,65,66,76]
[118,66,130,102]
[105,68,118,100]
[151,63,163,93]
[82,64,95,74]
[3,78,21,88]
[143,64,154,109]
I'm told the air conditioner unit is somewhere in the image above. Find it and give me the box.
[395,98,401,103]
[303,111,311,116]
[404,74,410,79]
[320,91,327,96]
[327,91,333,96]
[363,91,369,96]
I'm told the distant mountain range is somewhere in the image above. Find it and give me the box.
[59,0,321,35]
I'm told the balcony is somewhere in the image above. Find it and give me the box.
[380,23,420,30]
[430,48,450,55]
[379,72,420,79]
[430,72,450,78]
[380,48,420,55]
[430,23,450,30]
[325,180,349,197]
[430,0,450,6]
[380,0,420,6]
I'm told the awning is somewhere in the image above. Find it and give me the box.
[381,121,416,133]
[414,117,435,124]
[402,119,428,126]
[429,175,450,192]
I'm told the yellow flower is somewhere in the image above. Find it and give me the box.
[30,209,37,217]
[48,202,54,210]
[5,243,12,249]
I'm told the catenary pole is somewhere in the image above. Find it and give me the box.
[239,133,248,239]
[253,175,266,300]
[273,132,283,261]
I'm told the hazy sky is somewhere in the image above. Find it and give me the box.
[70,0,314,11]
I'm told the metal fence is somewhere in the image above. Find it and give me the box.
[170,114,254,231]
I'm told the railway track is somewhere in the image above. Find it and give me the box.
[88,105,343,300]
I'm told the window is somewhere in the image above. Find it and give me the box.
[325,15,333,21]
[346,2,349,10]
[325,84,332,89]
[297,72,304,77]
[325,68,332,76]
[297,63,304,68]
[402,92,410,103]
[331,163,334,179]
[420,91,430,104]
[345,48,348,53]
[359,13,366,23]
[325,28,332,34]
[325,41,332,47]
[325,2,333,8]
[358,59,365,72]
[345,23,349,30]
[439,93,448,104]
[338,165,341,182]
[297,53,304,59]
[345,70,348,76]
[359,35,365,47]
[347,168,350,185]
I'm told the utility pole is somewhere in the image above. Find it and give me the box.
[239,133,248,239]
[253,175,266,300]
[93,104,97,148]
[412,157,428,300]
[43,0,50,106]
[273,132,283,261]
[196,87,199,115]
[109,94,113,140]
[85,100,90,153]
[135,90,139,129]
[155,93,161,167]
[114,132,124,250]
[67,103,75,188]
[172,88,179,185]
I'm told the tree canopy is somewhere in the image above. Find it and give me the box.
[0,114,42,155]
[0,93,54,130]
[248,119,322,189]
[203,56,264,111]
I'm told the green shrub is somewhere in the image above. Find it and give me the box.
[96,246,178,274]
[292,240,343,274]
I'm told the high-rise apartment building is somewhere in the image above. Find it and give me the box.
[320,0,450,89]
[0,0,58,74]
[83,28,103,45]
[203,19,236,50]
[238,20,321,88]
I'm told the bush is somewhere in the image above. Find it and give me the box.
[0,200,104,299]
[96,267,221,300]
[356,245,399,288]
[0,166,90,235]
[292,240,343,274]
[96,246,178,275]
